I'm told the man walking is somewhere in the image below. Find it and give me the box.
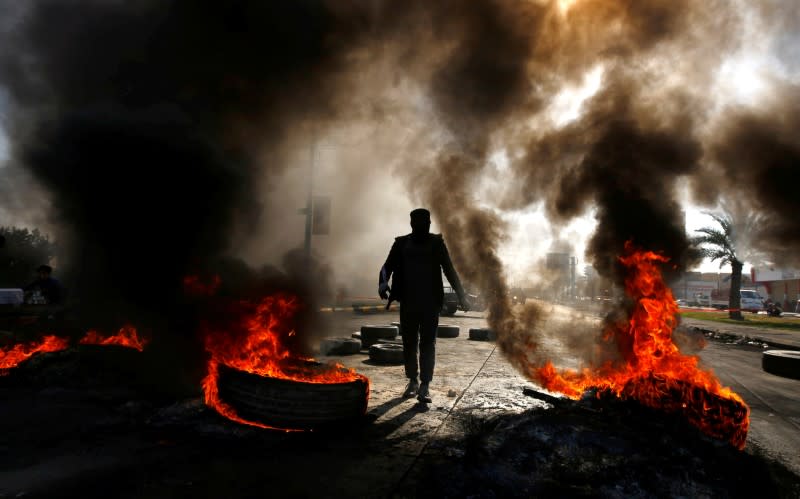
[379,208,469,403]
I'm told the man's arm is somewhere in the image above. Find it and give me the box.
[379,240,400,300]
[439,237,469,310]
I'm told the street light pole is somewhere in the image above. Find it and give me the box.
[303,139,316,265]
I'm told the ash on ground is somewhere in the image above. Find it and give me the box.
[413,392,800,499]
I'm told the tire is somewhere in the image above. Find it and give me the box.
[360,325,398,348]
[468,328,496,341]
[319,337,362,356]
[376,338,403,345]
[368,344,404,364]
[762,350,800,380]
[437,324,460,338]
[440,304,457,316]
[215,362,369,430]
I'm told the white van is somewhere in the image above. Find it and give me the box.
[739,289,764,313]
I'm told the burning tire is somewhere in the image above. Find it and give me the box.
[319,337,361,356]
[468,328,496,341]
[215,362,369,430]
[762,350,800,380]
[360,325,398,348]
[437,324,460,338]
[368,343,404,364]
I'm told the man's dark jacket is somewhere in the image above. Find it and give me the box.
[379,233,464,309]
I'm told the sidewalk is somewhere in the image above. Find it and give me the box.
[680,315,800,350]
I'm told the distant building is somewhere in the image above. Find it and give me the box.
[752,268,800,312]
[545,252,576,300]
[670,271,759,303]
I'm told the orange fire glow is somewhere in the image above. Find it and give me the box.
[79,325,149,352]
[0,335,70,374]
[535,243,750,449]
[202,292,369,431]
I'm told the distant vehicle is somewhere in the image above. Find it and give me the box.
[693,293,712,307]
[766,301,782,317]
[704,289,764,312]
[739,289,764,313]
[441,285,486,316]
[510,287,527,306]
[441,286,460,316]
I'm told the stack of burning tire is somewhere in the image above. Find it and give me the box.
[214,361,369,430]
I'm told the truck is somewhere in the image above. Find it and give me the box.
[708,288,764,312]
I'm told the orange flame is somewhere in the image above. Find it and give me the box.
[0,335,70,374]
[535,243,750,449]
[202,292,369,431]
[79,325,149,352]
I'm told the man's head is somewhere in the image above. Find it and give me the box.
[410,208,431,236]
[37,264,53,280]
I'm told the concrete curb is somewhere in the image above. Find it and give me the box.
[681,317,800,351]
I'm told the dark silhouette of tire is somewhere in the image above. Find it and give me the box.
[762,350,800,380]
[437,324,460,338]
[215,363,369,430]
[360,325,398,348]
[319,337,361,355]
[369,344,404,364]
[440,304,458,316]
[376,338,403,345]
[468,328,496,341]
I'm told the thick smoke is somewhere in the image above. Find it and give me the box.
[701,85,800,267]
[1,0,797,390]
[0,0,377,389]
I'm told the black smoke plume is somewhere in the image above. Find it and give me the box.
[1,0,796,394]
[0,0,373,390]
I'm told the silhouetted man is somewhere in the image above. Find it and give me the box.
[379,208,468,403]
[24,264,65,305]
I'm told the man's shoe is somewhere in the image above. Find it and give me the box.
[403,379,419,398]
[417,382,431,403]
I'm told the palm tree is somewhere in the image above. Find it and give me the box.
[691,213,745,320]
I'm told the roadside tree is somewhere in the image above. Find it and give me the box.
[691,213,745,320]
[0,226,57,288]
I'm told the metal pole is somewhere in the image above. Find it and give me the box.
[304,139,315,264]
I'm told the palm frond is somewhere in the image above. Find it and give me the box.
[691,211,739,265]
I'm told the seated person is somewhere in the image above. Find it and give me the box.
[24,265,65,305]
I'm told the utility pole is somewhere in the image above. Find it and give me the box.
[569,256,576,301]
[303,139,316,266]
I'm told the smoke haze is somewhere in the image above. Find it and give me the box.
[1,0,798,385]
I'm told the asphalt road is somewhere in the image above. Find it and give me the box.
[322,306,800,477]
[692,329,800,476]
[1,305,797,497]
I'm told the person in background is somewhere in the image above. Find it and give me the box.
[24,264,65,305]
[378,208,469,403]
